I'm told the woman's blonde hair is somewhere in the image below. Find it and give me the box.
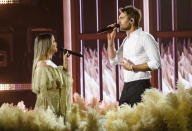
[32,33,53,80]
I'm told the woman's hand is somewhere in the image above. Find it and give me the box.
[63,51,70,72]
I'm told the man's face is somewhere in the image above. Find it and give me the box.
[118,12,132,31]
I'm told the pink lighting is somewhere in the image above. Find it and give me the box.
[0,84,31,91]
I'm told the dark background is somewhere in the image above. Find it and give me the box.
[0,0,191,108]
[0,0,191,84]
[0,0,63,83]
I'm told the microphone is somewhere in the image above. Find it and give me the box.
[59,47,83,57]
[97,24,120,33]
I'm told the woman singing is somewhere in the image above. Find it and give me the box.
[32,33,73,121]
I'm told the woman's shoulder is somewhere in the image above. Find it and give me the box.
[34,61,58,79]
[36,60,53,68]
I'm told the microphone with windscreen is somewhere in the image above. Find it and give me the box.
[97,24,120,33]
[59,47,83,57]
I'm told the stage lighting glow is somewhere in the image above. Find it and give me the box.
[0,0,19,4]
[0,84,31,91]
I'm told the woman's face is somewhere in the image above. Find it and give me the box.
[50,36,58,55]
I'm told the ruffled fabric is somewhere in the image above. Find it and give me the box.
[32,65,73,120]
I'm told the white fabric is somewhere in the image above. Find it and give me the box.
[109,28,161,83]
[45,60,57,68]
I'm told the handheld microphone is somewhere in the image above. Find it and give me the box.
[59,47,83,57]
[97,24,120,33]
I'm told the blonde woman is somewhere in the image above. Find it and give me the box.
[32,33,73,120]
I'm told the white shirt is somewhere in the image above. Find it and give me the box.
[109,28,161,83]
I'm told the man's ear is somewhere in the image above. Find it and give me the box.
[129,18,134,23]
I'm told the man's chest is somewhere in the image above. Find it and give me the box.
[123,36,145,57]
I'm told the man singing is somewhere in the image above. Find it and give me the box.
[107,5,161,106]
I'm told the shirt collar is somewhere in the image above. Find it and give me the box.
[127,27,142,37]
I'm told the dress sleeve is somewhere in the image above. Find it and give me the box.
[57,66,73,89]
[57,66,73,120]
[32,66,58,94]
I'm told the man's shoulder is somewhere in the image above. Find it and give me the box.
[139,30,151,36]
[139,30,155,40]
[122,36,129,43]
